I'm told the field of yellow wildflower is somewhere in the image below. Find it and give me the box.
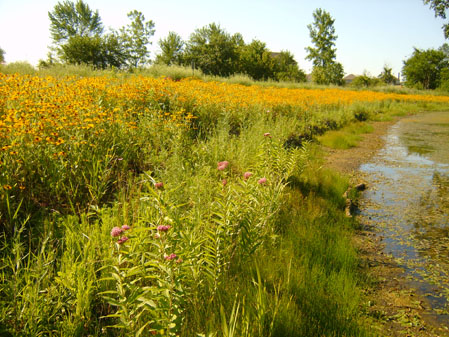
[1,73,449,336]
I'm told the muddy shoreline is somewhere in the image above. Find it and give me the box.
[323,116,449,337]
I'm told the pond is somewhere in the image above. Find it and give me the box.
[358,111,449,325]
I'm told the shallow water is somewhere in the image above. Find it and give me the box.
[359,111,449,324]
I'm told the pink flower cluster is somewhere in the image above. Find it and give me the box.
[155,182,164,189]
[157,225,172,232]
[243,171,252,180]
[165,253,177,261]
[111,225,131,244]
[258,177,267,185]
[165,253,183,263]
[217,161,229,171]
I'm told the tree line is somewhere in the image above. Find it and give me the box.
[1,0,448,89]
[38,0,350,84]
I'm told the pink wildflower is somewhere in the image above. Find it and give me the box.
[258,177,267,185]
[121,225,131,230]
[243,172,252,180]
[222,179,227,186]
[157,225,172,232]
[217,161,229,170]
[117,236,129,244]
[155,182,164,189]
[165,253,177,261]
[111,226,123,237]
[263,133,271,138]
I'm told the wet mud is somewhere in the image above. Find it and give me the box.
[358,111,449,329]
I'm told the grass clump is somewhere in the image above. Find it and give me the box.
[318,122,374,149]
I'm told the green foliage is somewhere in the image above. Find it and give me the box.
[351,72,383,88]
[402,47,448,89]
[48,0,103,44]
[239,40,274,80]
[440,67,449,90]
[306,8,344,85]
[0,47,5,63]
[156,32,185,66]
[306,8,338,68]
[424,0,449,38]
[119,10,155,69]
[48,0,125,68]
[272,50,307,83]
[318,122,374,149]
[184,23,242,77]
[311,63,344,85]
[58,33,126,69]
[48,2,154,69]
[378,65,398,84]
[0,61,36,75]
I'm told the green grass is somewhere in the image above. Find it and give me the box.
[318,122,374,149]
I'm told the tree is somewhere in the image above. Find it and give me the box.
[311,63,344,85]
[155,32,184,65]
[272,50,306,82]
[57,33,125,69]
[402,47,448,89]
[184,23,242,77]
[239,40,274,80]
[48,0,107,67]
[351,71,382,88]
[48,1,151,69]
[0,47,5,63]
[440,67,449,90]
[423,0,449,38]
[120,10,155,68]
[48,0,103,44]
[306,8,344,85]
[378,65,397,84]
[440,42,449,59]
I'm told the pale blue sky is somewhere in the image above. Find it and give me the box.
[0,0,447,76]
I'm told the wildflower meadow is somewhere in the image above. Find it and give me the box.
[1,71,449,336]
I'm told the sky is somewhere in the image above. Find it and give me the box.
[0,0,447,76]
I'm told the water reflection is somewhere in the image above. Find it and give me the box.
[359,111,449,323]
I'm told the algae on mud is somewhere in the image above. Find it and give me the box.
[358,111,449,329]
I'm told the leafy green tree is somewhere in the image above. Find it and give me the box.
[239,40,274,80]
[402,47,448,89]
[423,0,449,38]
[311,63,344,85]
[59,35,103,66]
[120,10,155,68]
[184,23,242,77]
[48,1,151,69]
[48,0,103,44]
[0,47,5,63]
[306,8,344,85]
[58,33,125,69]
[378,65,397,84]
[272,50,306,82]
[155,32,184,65]
[440,42,449,59]
[48,0,115,68]
[352,72,382,88]
[440,67,449,90]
